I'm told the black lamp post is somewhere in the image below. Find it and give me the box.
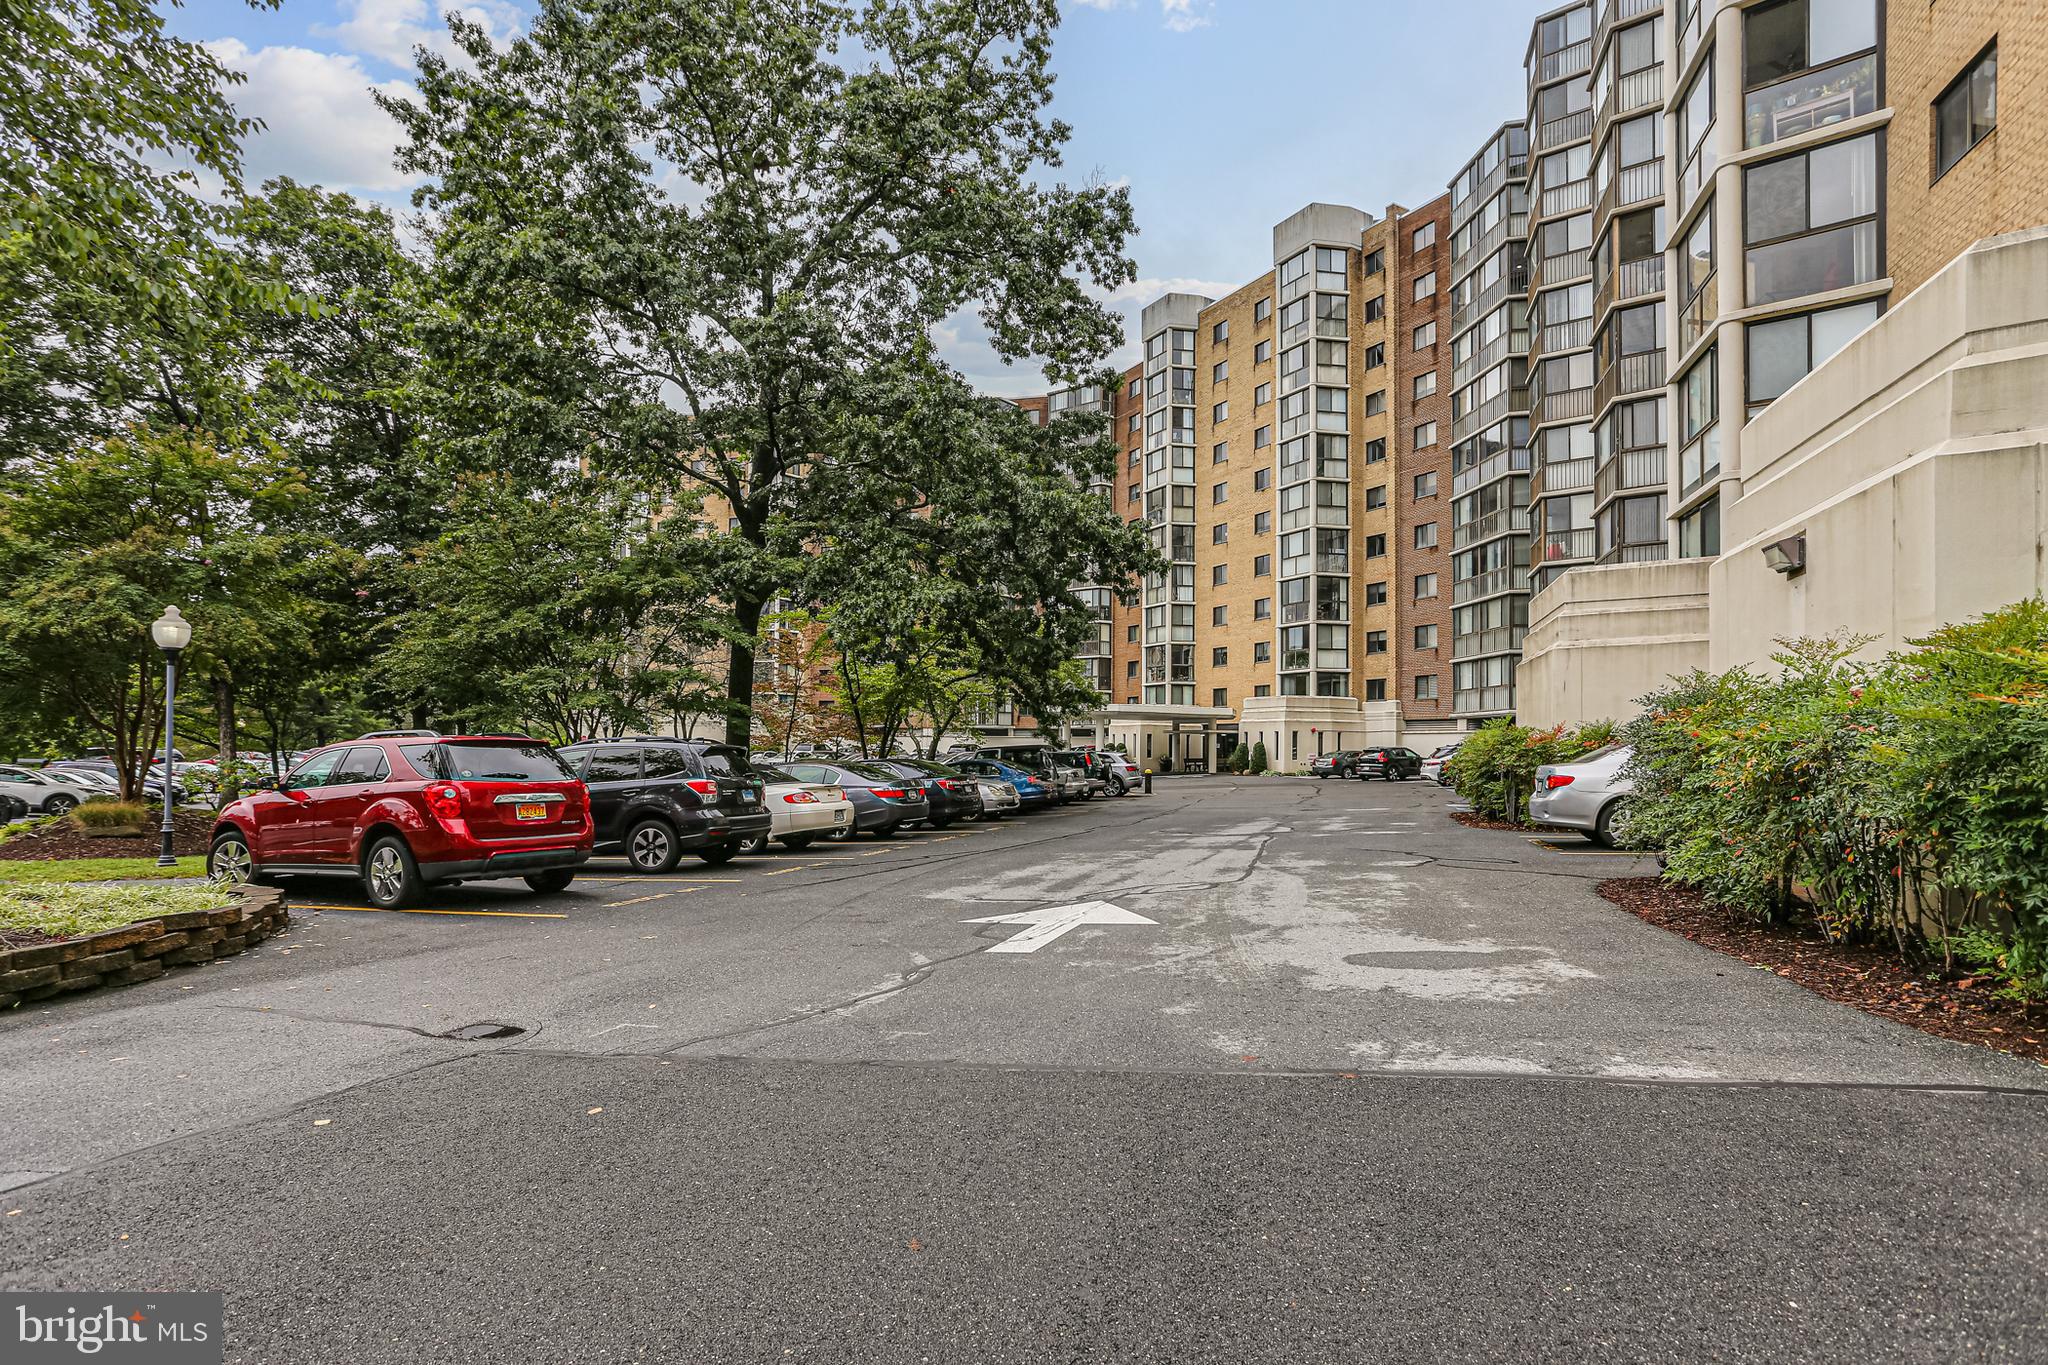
[150,606,192,867]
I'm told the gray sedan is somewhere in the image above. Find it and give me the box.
[0,765,85,816]
[1527,745,1633,845]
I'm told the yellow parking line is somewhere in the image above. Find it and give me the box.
[293,903,569,919]
[583,877,743,884]
[758,864,823,877]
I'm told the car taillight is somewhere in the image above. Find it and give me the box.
[426,784,463,819]
[871,788,908,799]
[936,778,957,789]
[1545,774,1575,789]
[782,791,818,804]
[683,778,719,799]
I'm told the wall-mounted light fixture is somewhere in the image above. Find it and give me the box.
[1761,533,1807,577]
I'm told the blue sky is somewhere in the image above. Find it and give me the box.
[168,0,1540,393]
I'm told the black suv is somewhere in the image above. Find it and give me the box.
[1353,747,1424,781]
[557,737,770,870]
[866,758,983,828]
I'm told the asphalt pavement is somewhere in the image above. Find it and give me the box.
[3,777,2044,1362]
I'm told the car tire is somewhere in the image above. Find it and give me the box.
[696,843,738,866]
[524,869,575,893]
[207,830,262,886]
[779,833,816,850]
[362,835,423,909]
[624,818,682,873]
[824,823,857,842]
[870,824,898,839]
[1593,801,1624,848]
[43,793,78,816]
[1107,776,1125,796]
[736,831,771,855]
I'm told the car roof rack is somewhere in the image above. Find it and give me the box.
[357,729,441,739]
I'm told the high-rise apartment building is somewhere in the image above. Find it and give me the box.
[1393,195,1456,737]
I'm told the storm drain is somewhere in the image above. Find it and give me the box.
[442,1022,526,1041]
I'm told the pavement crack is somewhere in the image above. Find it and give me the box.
[658,943,991,1054]
[213,1004,456,1040]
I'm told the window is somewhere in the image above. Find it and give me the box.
[1411,222,1437,252]
[1252,642,1271,665]
[1413,371,1438,400]
[1413,271,1436,300]
[1254,425,1272,449]
[1254,381,1271,407]
[1253,596,1272,620]
[1213,401,1229,423]
[579,748,641,784]
[1254,339,1272,364]
[1213,319,1229,345]
[1212,687,1229,707]
[1253,466,1271,492]
[1128,413,1141,434]
[1127,483,1140,505]
[1936,43,1999,179]
[1414,623,1438,649]
[1366,631,1388,655]
[1742,0,1878,148]
[1365,534,1387,558]
[1211,522,1228,545]
[1211,605,1228,627]
[1365,580,1388,606]
[1413,471,1438,499]
[1743,133,1880,305]
[1414,522,1438,550]
[1414,674,1439,701]
[1365,343,1385,370]
[1210,646,1229,668]
[1364,295,1385,323]
[1208,481,1226,505]
[1366,484,1387,510]
[1364,390,1387,416]
[1680,495,1721,557]
[1254,510,1271,534]
[1126,660,1139,678]
[1254,297,1272,322]
[1366,438,1388,463]
[1211,564,1228,586]
[1412,422,1437,448]
[1365,679,1388,701]
[1745,299,1880,408]
[1253,554,1271,577]
[1414,572,1438,599]
[1364,249,1385,275]
[1212,441,1228,465]
[1413,321,1436,350]
[1127,624,1140,643]
[1212,360,1229,384]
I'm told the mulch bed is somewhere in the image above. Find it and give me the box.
[1599,876,2048,1066]
[1450,809,1537,833]
[0,811,214,862]
[0,927,65,950]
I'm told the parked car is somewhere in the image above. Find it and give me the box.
[557,736,771,870]
[1529,744,1634,845]
[0,793,27,823]
[868,758,984,828]
[1421,742,1463,786]
[207,734,593,907]
[0,764,86,815]
[1353,747,1424,781]
[1093,751,1143,794]
[971,774,1022,818]
[951,756,1055,812]
[736,763,855,853]
[38,768,118,800]
[967,745,1090,802]
[1308,750,1361,779]
[772,760,931,838]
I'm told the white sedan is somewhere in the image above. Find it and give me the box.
[738,763,855,852]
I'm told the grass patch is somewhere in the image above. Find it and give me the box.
[0,880,225,940]
[0,856,207,885]
[0,814,65,846]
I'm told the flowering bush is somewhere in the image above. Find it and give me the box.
[1446,717,1614,822]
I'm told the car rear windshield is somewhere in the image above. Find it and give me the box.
[696,747,754,779]
[752,764,796,784]
[407,742,572,782]
[906,760,971,779]
[847,762,908,783]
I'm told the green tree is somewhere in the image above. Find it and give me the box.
[384,0,1148,746]
[381,473,720,743]
[1247,742,1269,775]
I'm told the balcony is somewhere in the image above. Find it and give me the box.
[1540,177,1593,220]
[1602,541,1670,565]
[1532,246,1592,295]
[1451,384,1528,449]
[1539,453,1596,494]
[1595,159,1664,230]
[1595,63,1665,141]
[1453,328,1517,393]
[1453,624,1526,659]
[1453,564,1526,606]
[1593,348,1668,415]
[1452,446,1532,497]
[1595,0,1661,50]
[1534,316,1593,361]
[1452,152,1529,233]
[1453,504,1531,551]
[1536,37,1591,85]
[1536,526,1596,564]
[1458,210,1526,278]
[1679,277,1718,352]
[1744,52,1878,150]
[1451,263,1529,337]
[1534,107,1593,155]
[1594,445,1666,504]
[1593,252,1666,324]
[1534,383,1592,426]
[1676,0,1708,73]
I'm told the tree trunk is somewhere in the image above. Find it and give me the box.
[723,593,763,749]
[214,675,240,803]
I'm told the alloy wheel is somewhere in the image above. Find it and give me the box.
[368,845,405,902]
[630,824,673,869]
[209,839,252,884]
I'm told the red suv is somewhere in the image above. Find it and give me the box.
[207,733,594,908]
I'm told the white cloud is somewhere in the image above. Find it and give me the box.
[1159,0,1214,33]
[208,40,418,193]
[1066,0,1130,9]
[316,0,524,69]
[1100,275,1241,306]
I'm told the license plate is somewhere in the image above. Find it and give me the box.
[514,802,548,821]
[834,810,850,825]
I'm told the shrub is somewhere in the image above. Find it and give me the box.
[1447,717,1613,823]
[73,801,152,829]
[1225,745,1249,774]
[1247,741,1269,775]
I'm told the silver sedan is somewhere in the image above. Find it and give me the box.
[1527,745,1633,845]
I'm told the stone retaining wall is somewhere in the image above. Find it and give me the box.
[0,886,288,1009]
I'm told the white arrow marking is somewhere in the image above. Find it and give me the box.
[962,900,1159,954]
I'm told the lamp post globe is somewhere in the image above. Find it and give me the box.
[150,606,191,867]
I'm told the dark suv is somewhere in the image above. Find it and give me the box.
[1353,747,1424,781]
[557,737,770,871]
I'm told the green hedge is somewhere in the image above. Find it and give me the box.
[1616,599,2048,998]
[1444,718,1615,822]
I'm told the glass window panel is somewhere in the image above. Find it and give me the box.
[1745,156,1808,243]
[1746,313,1809,403]
[1807,135,1876,227]
[1809,300,1879,369]
[1808,0,1875,67]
